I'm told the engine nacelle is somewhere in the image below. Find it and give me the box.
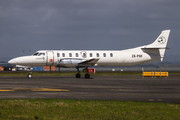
[58,58,85,67]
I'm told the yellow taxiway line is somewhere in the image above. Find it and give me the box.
[0,89,14,91]
[0,88,69,92]
[32,88,70,92]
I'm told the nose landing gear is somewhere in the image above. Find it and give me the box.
[27,73,32,78]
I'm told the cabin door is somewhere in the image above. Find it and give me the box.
[46,51,54,66]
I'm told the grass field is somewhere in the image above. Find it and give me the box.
[0,99,179,120]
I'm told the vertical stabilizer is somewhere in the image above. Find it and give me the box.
[147,30,170,48]
[145,30,171,61]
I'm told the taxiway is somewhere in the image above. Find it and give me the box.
[0,75,180,103]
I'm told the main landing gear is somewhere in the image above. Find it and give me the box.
[76,73,81,78]
[85,73,90,78]
[76,67,90,78]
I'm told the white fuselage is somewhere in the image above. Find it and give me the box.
[8,46,160,68]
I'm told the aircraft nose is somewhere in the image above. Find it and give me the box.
[8,58,17,65]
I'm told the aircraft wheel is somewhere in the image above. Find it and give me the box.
[76,73,81,78]
[27,73,32,79]
[85,73,90,78]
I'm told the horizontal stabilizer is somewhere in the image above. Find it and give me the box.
[142,47,170,49]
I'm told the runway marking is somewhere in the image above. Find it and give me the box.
[32,88,70,92]
[15,88,70,92]
[0,88,70,92]
[0,89,14,91]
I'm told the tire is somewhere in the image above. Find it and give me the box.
[76,73,81,78]
[85,74,90,78]
[27,74,32,79]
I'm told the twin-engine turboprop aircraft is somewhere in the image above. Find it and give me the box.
[8,30,171,78]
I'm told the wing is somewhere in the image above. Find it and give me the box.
[77,58,99,67]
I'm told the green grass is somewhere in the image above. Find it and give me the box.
[0,99,179,120]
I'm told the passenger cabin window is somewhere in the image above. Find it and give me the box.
[57,53,60,57]
[110,53,113,57]
[62,53,65,57]
[90,53,93,57]
[69,53,72,57]
[96,53,99,57]
[103,53,106,57]
[38,53,45,56]
[76,53,78,57]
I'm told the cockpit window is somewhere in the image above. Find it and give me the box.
[38,53,45,56]
[33,52,39,56]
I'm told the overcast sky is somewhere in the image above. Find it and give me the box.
[0,0,180,62]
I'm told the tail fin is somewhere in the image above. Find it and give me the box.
[146,30,170,48]
[144,30,171,61]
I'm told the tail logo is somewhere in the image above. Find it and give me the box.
[158,36,166,44]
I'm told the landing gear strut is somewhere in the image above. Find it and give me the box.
[76,68,81,78]
[84,67,90,78]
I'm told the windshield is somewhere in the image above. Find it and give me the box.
[33,52,39,56]
[38,53,45,56]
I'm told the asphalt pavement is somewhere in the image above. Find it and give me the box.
[0,75,180,103]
